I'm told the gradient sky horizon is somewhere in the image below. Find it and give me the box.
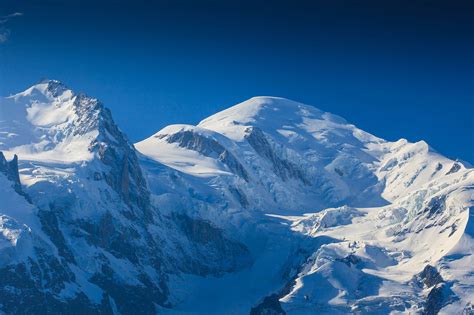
[0,0,473,163]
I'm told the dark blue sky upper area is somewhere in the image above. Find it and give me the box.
[0,0,473,162]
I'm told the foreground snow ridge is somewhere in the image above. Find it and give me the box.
[0,80,473,314]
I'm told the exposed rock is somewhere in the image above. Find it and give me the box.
[90,263,169,314]
[424,284,446,315]
[228,186,249,208]
[413,265,457,315]
[250,294,286,315]
[173,214,253,276]
[463,303,474,315]
[334,168,344,177]
[0,152,29,202]
[337,254,361,267]
[422,196,446,219]
[44,79,69,97]
[245,127,310,185]
[415,265,444,288]
[37,209,77,264]
[76,94,152,215]
[166,130,249,181]
[446,162,461,175]
[0,249,112,314]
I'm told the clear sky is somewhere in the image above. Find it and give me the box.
[0,0,473,163]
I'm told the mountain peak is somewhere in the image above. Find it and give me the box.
[234,96,323,113]
[248,95,312,104]
[10,79,72,101]
[197,96,352,143]
[38,78,63,86]
[246,95,301,103]
[0,80,109,162]
[42,79,70,98]
[199,96,320,127]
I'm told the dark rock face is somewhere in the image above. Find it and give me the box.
[229,186,250,208]
[337,254,361,267]
[0,152,29,201]
[76,212,140,263]
[44,79,69,97]
[422,196,446,219]
[90,264,169,314]
[446,163,461,175]
[250,294,286,315]
[0,152,20,186]
[173,214,253,276]
[245,127,310,185]
[73,94,151,215]
[435,163,443,172]
[166,130,249,181]
[424,284,445,315]
[334,168,344,177]
[0,248,113,314]
[418,265,444,288]
[413,265,457,315]
[38,209,77,264]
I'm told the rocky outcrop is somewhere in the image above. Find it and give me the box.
[72,94,151,215]
[250,294,286,315]
[422,196,447,219]
[414,265,456,315]
[44,78,69,97]
[417,265,444,288]
[173,214,253,276]
[245,127,310,185]
[0,250,113,314]
[446,162,461,175]
[166,130,249,181]
[0,152,28,201]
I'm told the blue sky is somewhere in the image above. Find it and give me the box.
[0,0,473,163]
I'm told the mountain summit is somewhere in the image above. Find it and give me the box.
[2,79,100,162]
[0,82,473,314]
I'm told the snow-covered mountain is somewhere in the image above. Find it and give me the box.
[1,81,472,314]
[0,81,251,314]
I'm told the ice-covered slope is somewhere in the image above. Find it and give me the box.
[279,167,473,314]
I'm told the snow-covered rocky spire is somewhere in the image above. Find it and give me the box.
[1,80,150,212]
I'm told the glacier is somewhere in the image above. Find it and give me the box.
[0,80,472,314]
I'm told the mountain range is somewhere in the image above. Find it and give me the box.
[0,80,472,314]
